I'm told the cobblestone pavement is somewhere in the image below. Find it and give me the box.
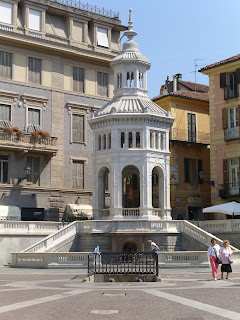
[1,266,240,320]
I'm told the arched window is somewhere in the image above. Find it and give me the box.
[103,134,106,150]
[108,133,111,149]
[128,132,132,148]
[161,134,165,150]
[98,134,101,150]
[155,132,158,149]
[139,72,143,88]
[117,73,122,89]
[127,72,134,87]
[121,132,125,148]
[136,132,140,148]
[150,132,153,148]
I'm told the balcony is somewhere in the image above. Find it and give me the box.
[170,128,210,144]
[224,127,240,141]
[0,130,58,155]
[219,184,240,199]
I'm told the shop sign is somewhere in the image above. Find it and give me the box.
[170,165,179,184]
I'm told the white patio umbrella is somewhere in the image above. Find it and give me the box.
[203,201,240,216]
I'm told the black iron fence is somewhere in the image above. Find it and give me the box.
[88,252,158,276]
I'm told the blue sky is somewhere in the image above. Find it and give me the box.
[86,0,240,98]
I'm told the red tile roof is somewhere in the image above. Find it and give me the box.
[179,80,209,92]
[152,90,209,103]
[199,54,240,72]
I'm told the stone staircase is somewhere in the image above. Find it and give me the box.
[10,220,240,268]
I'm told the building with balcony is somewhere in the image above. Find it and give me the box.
[200,55,240,208]
[0,0,126,220]
[152,75,211,220]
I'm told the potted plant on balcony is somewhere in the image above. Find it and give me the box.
[3,127,14,136]
[31,130,50,142]
[12,127,24,140]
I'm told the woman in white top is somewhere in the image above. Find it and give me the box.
[220,240,233,280]
[207,238,221,280]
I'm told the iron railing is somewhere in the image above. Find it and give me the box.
[88,252,158,276]
[48,0,119,19]
[218,184,240,199]
[170,128,210,144]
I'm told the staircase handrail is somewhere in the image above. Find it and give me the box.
[22,221,78,253]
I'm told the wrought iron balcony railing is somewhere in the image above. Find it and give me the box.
[218,183,240,199]
[224,127,240,141]
[170,128,210,144]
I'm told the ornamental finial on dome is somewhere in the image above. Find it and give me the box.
[124,8,137,40]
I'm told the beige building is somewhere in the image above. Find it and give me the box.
[152,75,211,220]
[0,0,126,220]
[200,55,240,214]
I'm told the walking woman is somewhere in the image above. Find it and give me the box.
[221,240,233,280]
[207,238,221,280]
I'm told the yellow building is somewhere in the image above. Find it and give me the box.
[152,78,211,220]
[200,55,240,211]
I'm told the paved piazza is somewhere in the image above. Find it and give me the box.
[1,267,240,320]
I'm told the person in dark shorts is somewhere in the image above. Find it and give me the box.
[220,240,233,280]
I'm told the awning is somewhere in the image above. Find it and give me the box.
[203,201,240,216]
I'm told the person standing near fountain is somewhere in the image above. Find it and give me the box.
[148,240,160,253]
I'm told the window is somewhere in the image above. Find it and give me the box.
[73,67,84,92]
[188,113,196,143]
[220,70,240,99]
[97,27,109,48]
[27,156,40,185]
[127,72,134,87]
[72,114,84,143]
[97,72,108,96]
[117,73,122,89]
[139,72,143,88]
[0,155,8,183]
[28,57,41,84]
[0,51,12,79]
[184,158,202,185]
[128,132,132,148]
[229,158,239,190]
[136,132,140,148]
[0,103,11,127]
[121,132,125,148]
[0,1,12,25]
[29,9,41,31]
[72,160,84,188]
[223,106,240,140]
[28,108,41,132]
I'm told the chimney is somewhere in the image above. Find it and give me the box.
[173,73,182,92]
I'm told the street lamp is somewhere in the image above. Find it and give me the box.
[199,170,214,187]
[17,164,32,185]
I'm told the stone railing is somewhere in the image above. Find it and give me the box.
[122,208,140,216]
[11,252,89,268]
[0,221,62,235]
[102,209,110,217]
[23,221,78,253]
[193,219,240,233]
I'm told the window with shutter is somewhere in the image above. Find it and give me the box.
[0,1,13,24]
[0,51,12,79]
[228,158,239,195]
[28,57,41,84]
[97,72,108,96]
[73,67,84,92]
[198,159,203,184]
[97,27,109,48]
[29,9,41,31]
[188,113,196,142]
[0,155,8,183]
[72,114,84,143]
[0,104,11,124]
[72,160,84,188]
[27,156,40,185]
[28,108,41,132]
[225,107,239,140]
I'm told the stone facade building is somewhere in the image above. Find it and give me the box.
[0,0,126,220]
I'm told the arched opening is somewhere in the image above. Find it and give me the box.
[155,133,158,149]
[139,72,143,88]
[103,134,106,150]
[136,132,140,148]
[152,166,164,208]
[117,73,122,89]
[150,132,153,148]
[98,134,101,150]
[108,133,111,149]
[128,132,132,148]
[121,132,125,148]
[98,166,110,211]
[127,71,134,87]
[122,242,137,253]
[122,165,140,208]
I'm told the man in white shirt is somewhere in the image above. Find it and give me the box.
[148,240,160,253]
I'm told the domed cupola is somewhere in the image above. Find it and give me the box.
[111,9,150,98]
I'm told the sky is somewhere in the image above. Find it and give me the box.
[85,0,240,98]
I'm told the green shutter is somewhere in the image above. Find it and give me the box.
[220,73,226,88]
[198,159,203,184]
[184,158,189,183]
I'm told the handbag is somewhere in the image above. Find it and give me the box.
[229,257,233,264]
[213,246,222,264]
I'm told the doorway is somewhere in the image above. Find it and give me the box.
[187,205,203,221]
